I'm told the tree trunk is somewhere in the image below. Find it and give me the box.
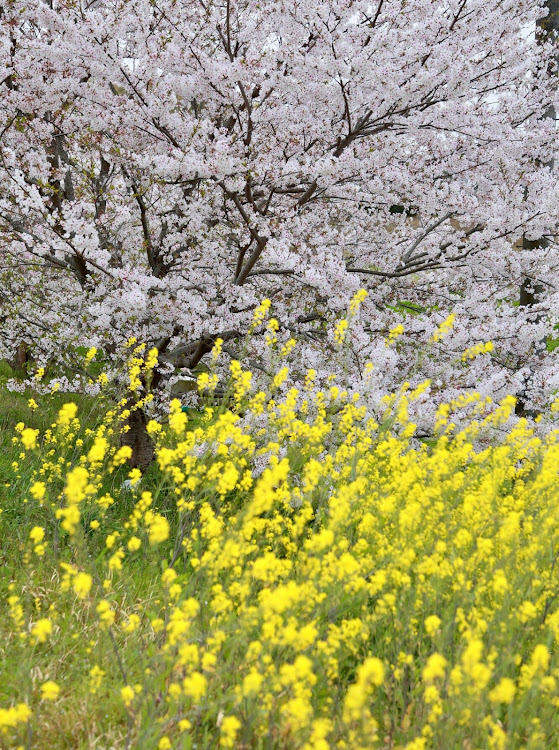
[120,406,154,470]
[9,342,30,374]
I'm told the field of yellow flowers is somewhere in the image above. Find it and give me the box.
[2,332,559,749]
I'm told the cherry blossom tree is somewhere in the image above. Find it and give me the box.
[0,0,558,422]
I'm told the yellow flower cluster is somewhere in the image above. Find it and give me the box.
[125,341,159,393]
[349,288,368,315]
[197,371,219,393]
[5,350,559,748]
[249,298,271,333]
[334,318,348,345]
[0,703,31,735]
[462,340,494,362]
[385,322,405,346]
[229,359,252,402]
[430,312,456,342]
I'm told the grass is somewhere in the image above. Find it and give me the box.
[2,350,559,749]
[0,361,99,473]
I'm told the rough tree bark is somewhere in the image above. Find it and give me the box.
[120,406,155,470]
[8,342,30,374]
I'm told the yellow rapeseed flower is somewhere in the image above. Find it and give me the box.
[31,619,52,644]
[489,678,516,704]
[183,672,207,703]
[21,428,38,450]
[127,536,141,552]
[88,666,105,695]
[96,600,115,628]
[121,686,135,708]
[220,716,242,748]
[148,514,170,545]
[57,403,78,426]
[422,653,447,683]
[424,615,442,637]
[0,702,31,732]
[29,526,45,544]
[431,312,456,342]
[40,681,60,701]
[29,482,46,502]
[334,318,348,345]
